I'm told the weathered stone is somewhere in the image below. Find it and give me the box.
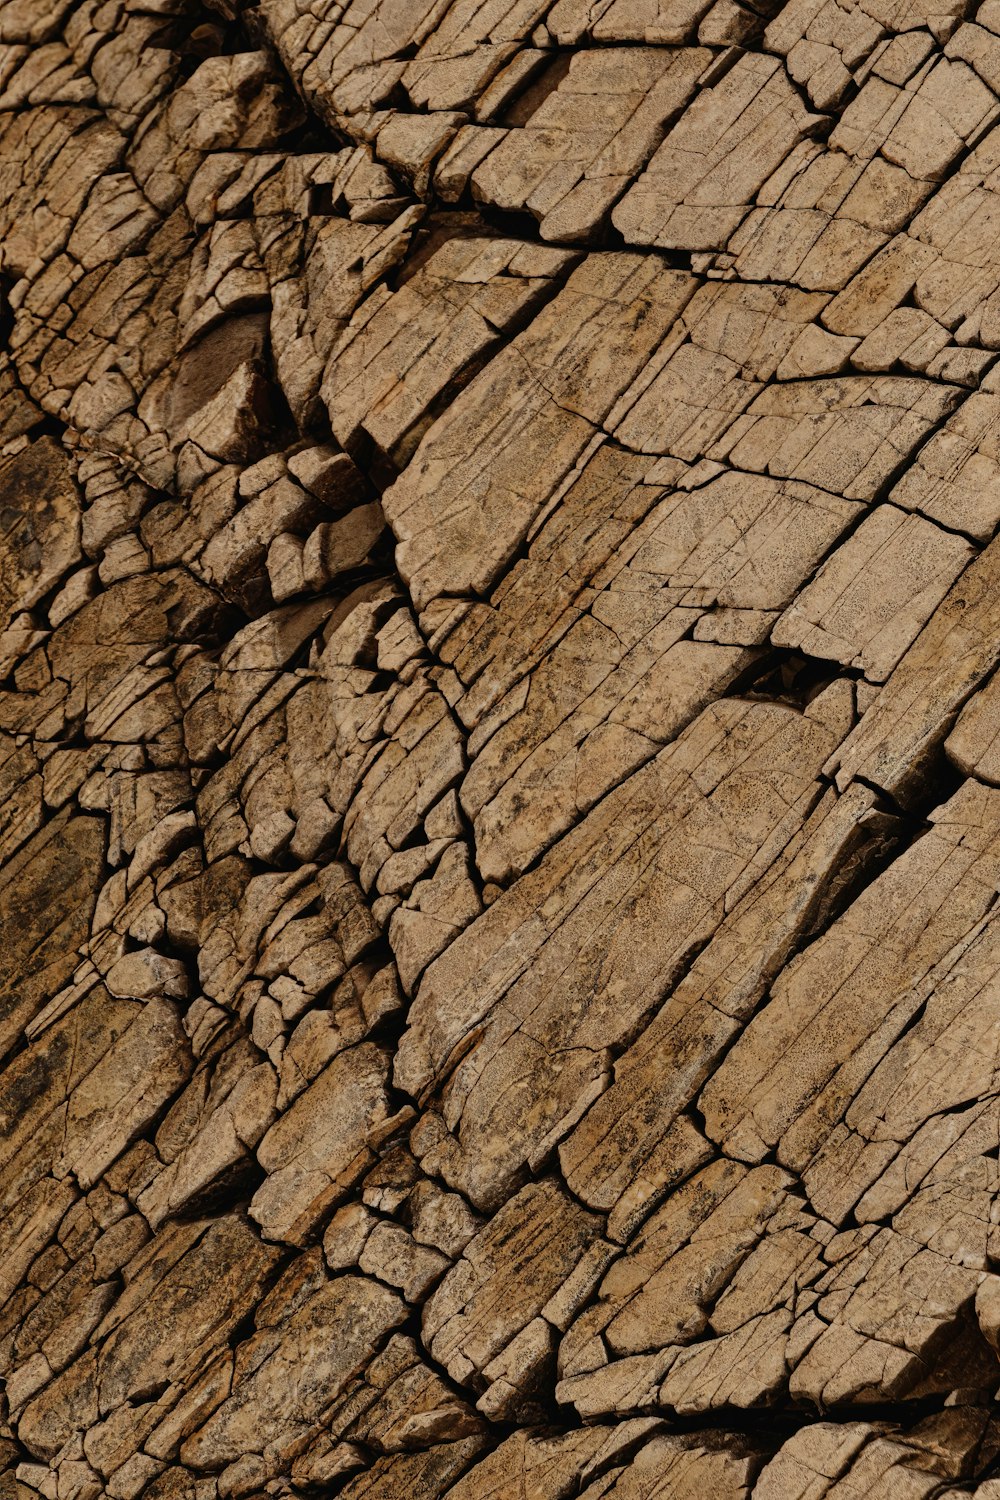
[0,437,81,631]
[105,948,189,1002]
[422,1179,606,1412]
[398,689,851,1210]
[613,54,827,250]
[18,1216,281,1462]
[0,813,105,1056]
[324,233,576,464]
[471,48,710,243]
[181,1274,407,1474]
[250,1042,394,1243]
[383,254,696,607]
[772,506,973,682]
[830,534,1000,804]
[5,4,1000,1493]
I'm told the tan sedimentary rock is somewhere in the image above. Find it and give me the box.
[3,1,1000,1497]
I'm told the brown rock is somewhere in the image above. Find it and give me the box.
[6,4,1000,1492]
[250,1042,394,1243]
[0,437,81,632]
[181,1274,407,1473]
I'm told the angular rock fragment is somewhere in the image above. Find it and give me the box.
[324,232,577,465]
[181,1273,407,1475]
[772,505,973,681]
[18,1216,281,1463]
[830,534,1000,803]
[470,48,711,243]
[561,780,898,1236]
[422,1178,609,1416]
[0,437,81,629]
[0,813,105,1055]
[250,1042,394,1243]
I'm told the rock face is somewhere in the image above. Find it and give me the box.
[5,2,1000,1498]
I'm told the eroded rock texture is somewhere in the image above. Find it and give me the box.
[6,0,1000,1496]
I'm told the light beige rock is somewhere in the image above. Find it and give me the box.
[891,375,1000,540]
[561,779,895,1236]
[712,376,961,501]
[946,669,1000,783]
[5,6,1000,1493]
[383,254,696,607]
[250,1042,394,1243]
[324,234,576,465]
[54,999,193,1190]
[471,48,710,243]
[613,53,827,249]
[701,779,1000,1170]
[830,533,1000,803]
[772,506,974,681]
[422,1178,606,1411]
[104,947,189,1001]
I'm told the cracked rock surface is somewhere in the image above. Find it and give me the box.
[6,0,1000,1496]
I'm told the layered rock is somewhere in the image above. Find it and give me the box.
[2,1,1000,1498]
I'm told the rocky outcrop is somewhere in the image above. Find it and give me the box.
[3,1,1000,1497]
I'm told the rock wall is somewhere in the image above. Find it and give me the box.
[3,0,1000,1496]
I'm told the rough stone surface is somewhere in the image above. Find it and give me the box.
[2,3,1000,1498]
